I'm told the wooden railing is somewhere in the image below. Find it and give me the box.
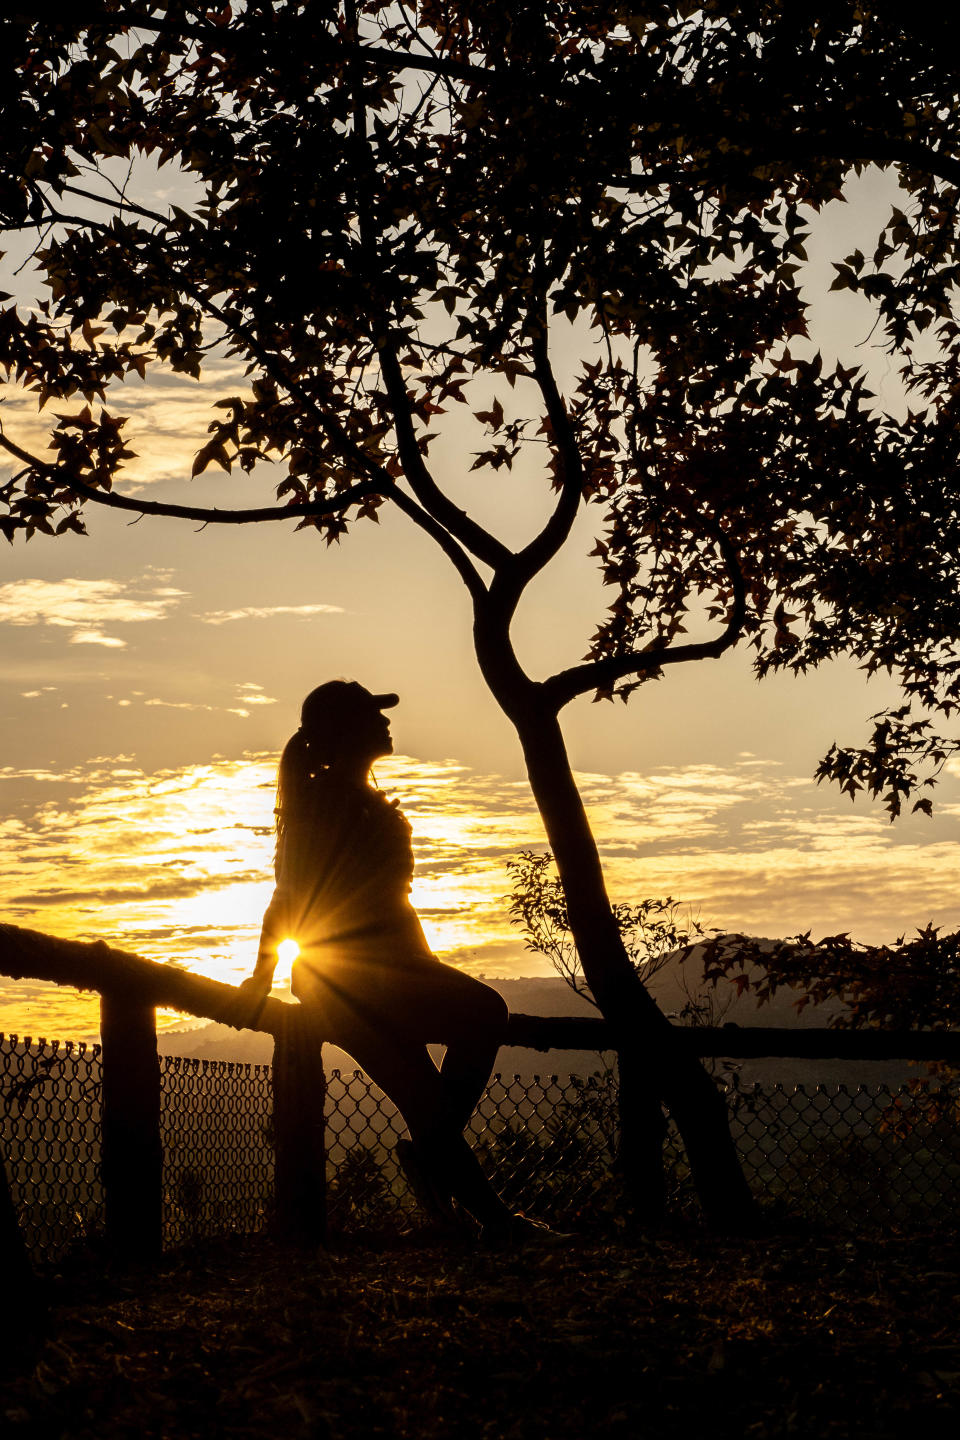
[3,922,958,1260]
[0,924,327,1258]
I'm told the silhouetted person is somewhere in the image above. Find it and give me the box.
[243,681,550,1243]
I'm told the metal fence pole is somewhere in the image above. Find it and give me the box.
[100,993,163,1261]
[272,1007,327,1244]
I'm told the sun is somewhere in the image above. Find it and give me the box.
[275,937,300,982]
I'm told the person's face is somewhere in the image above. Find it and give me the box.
[372,705,394,758]
[356,703,393,762]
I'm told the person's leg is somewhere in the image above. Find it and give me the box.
[304,967,512,1227]
[385,961,509,1133]
[297,953,508,1124]
[364,966,515,1229]
[307,968,449,1137]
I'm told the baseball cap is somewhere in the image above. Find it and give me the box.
[300,680,398,730]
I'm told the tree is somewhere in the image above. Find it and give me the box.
[700,925,960,1034]
[507,851,740,1207]
[4,2,960,1224]
[507,851,734,1031]
[508,851,703,1003]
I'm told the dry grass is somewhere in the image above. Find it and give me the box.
[3,1226,960,1438]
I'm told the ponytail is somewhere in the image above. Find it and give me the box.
[274,728,319,874]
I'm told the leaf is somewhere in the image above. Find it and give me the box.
[473,397,504,431]
[192,442,232,476]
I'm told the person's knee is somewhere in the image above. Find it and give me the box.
[475,984,509,1040]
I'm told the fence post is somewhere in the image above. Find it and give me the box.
[100,992,163,1261]
[0,1148,46,1373]
[272,1006,327,1244]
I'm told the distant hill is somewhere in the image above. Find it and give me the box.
[158,952,930,1089]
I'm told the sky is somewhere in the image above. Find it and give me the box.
[2,153,959,1043]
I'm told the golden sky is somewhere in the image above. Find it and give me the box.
[2,165,959,1042]
[3,740,959,1040]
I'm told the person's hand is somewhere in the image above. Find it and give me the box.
[229,974,273,1029]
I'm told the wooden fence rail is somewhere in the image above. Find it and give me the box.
[2,922,958,1260]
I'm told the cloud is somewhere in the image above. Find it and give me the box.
[2,750,960,1041]
[0,356,256,491]
[142,682,275,717]
[69,629,127,648]
[0,577,185,647]
[199,604,344,624]
[144,699,217,711]
[235,683,277,707]
[12,868,265,907]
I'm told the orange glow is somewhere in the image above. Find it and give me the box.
[5,747,959,1043]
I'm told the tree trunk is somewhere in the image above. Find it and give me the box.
[515,703,757,1228]
[617,1045,668,1224]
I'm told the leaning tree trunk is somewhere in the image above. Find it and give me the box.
[515,704,757,1228]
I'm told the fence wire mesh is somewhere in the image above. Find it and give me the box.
[324,1069,620,1232]
[161,1055,274,1248]
[3,1032,959,1267]
[716,1076,960,1227]
[0,1034,102,1261]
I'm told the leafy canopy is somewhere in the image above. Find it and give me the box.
[3,2,960,811]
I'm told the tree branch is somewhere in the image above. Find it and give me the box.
[382,477,488,603]
[0,432,384,527]
[376,343,511,571]
[59,182,171,228]
[340,11,504,585]
[499,308,585,609]
[16,200,488,588]
[760,134,960,191]
[543,521,747,709]
[3,412,488,599]
[37,195,400,496]
[35,6,496,84]
[610,133,960,201]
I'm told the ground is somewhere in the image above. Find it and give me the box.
[2,1227,960,1438]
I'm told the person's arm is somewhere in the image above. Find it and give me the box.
[232,882,289,1027]
[249,819,296,986]
[252,886,287,985]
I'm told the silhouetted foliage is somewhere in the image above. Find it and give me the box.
[507,851,739,1087]
[700,923,960,1030]
[4,3,960,809]
[507,851,700,1003]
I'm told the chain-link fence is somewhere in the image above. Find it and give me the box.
[161,1055,274,1249]
[3,1032,959,1266]
[716,1077,960,1227]
[324,1068,620,1232]
[0,1035,103,1262]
